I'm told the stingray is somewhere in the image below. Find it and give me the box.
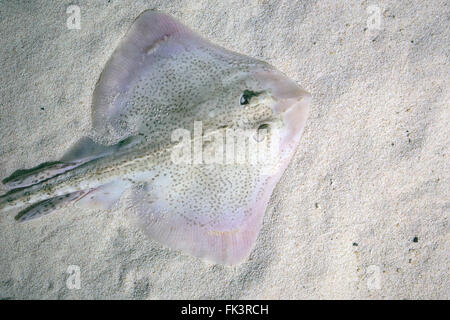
[0,10,310,265]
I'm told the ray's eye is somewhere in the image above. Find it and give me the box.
[240,90,260,105]
[254,123,269,142]
[257,123,269,131]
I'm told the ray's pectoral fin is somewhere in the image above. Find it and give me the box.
[91,10,208,143]
[127,184,266,265]
[126,167,279,265]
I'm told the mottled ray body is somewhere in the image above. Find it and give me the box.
[0,11,310,265]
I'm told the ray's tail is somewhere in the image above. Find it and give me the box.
[0,156,93,218]
[13,190,91,222]
[0,166,87,220]
[0,136,141,222]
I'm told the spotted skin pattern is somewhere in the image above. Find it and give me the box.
[0,11,310,265]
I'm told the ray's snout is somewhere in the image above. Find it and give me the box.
[258,70,311,142]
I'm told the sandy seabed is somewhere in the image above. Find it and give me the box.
[0,0,448,299]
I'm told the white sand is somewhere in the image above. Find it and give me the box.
[0,0,448,299]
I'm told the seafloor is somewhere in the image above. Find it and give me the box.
[0,1,448,299]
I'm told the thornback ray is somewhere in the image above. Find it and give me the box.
[0,10,311,265]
